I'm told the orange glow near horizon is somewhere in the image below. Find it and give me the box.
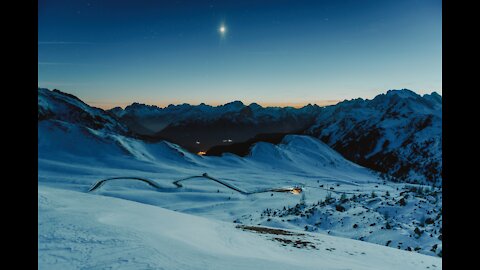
[87,99,342,110]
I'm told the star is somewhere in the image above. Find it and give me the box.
[219,25,226,35]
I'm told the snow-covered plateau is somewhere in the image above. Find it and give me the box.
[38,88,442,269]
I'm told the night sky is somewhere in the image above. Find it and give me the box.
[38,0,442,109]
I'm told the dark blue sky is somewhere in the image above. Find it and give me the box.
[38,0,442,108]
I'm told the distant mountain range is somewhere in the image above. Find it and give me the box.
[38,88,442,184]
[108,100,322,152]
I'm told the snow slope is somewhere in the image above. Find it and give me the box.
[39,115,442,259]
[39,186,441,270]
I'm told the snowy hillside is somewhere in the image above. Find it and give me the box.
[39,186,441,270]
[38,88,442,269]
[307,89,442,184]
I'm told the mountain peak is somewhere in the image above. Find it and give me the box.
[248,102,263,109]
[224,100,244,106]
[385,89,419,99]
[222,100,245,110]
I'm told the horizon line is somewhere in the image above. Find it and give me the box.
[85,99,343,110]
[39,86,442,111]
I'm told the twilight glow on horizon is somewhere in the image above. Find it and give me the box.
[38,0,441,109]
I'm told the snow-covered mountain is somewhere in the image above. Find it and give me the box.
[38,88,129,134]
[39,87,442,185]
[306,89,442,184]
[38,87,442,268]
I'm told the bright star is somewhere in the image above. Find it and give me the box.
[219,25,226,34]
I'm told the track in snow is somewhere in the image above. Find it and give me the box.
[88,173,300,195]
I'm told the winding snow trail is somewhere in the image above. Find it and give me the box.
[89,173,301,195]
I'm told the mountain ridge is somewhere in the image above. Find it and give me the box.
[307,89,441,184]
[38,87,442,184]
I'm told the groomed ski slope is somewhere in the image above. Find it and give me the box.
[39,186,441,270]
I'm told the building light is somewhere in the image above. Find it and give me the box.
[290,187,302,194]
